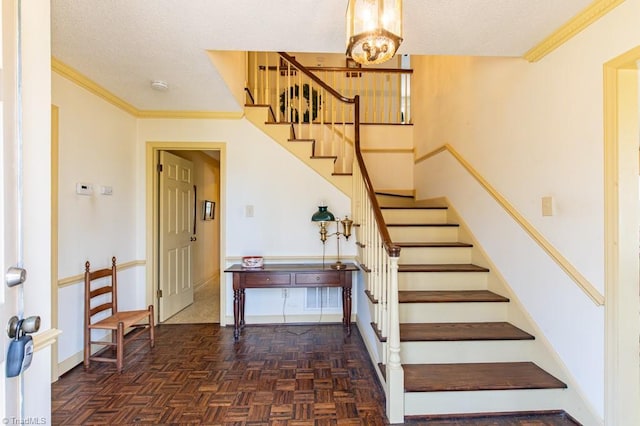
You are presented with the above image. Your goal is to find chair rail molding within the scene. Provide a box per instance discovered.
[57,259,146,288]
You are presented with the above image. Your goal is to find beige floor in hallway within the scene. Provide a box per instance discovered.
[162,277,220,324]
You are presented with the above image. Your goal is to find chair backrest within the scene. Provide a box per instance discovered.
[84,256,119,325]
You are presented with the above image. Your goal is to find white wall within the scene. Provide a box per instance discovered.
[53,72,140,364]
[136,118,355,322]
[54,68,358,364]
[412,0,640,417]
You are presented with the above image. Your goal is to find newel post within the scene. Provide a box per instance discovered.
[386,255,404,423]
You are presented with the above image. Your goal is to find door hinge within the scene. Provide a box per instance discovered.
[157,163,163,172]
[157,289,163,298]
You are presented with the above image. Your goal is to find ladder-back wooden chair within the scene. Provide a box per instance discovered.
[84,256,155,372]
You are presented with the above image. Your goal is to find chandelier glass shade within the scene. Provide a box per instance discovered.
[346,0,403,65]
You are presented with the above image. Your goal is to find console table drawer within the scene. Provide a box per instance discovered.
[295,272,340,285]
[244,273,291,286]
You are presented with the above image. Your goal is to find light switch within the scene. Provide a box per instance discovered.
[542,196,554,216]
[245,205,254,217]
[100,186,113,195]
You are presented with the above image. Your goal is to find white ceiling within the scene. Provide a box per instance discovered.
[51,0,593,112]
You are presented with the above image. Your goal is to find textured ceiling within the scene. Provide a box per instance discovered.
[51,0,593,113]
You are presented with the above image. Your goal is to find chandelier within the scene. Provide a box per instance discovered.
[346,0,403,65]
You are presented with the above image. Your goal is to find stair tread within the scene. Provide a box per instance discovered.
[396,242,472,248]
[400,322,533,341]
[403,362,567,392]
[399,264,490,273]
[399,290,508,303]
[381,206,448,210]
[388,223,459,227]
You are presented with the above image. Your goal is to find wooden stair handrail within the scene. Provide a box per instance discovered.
[278,52,354,104]
[277,52,400,258]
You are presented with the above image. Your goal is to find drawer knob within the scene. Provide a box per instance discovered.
[316,276,320,281]
[266,278,270,281]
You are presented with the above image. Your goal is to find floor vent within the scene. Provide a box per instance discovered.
[305,287,341,310]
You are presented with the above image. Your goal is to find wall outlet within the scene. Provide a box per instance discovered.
[282,289,288,298]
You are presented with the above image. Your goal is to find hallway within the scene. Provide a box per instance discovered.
[162,278,220,324]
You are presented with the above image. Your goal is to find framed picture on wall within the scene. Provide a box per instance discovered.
[202,200,215,220]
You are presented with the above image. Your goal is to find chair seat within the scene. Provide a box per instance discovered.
[89,310,151,330]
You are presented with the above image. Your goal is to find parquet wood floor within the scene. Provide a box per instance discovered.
[52,324,387,425]
[51,324,580,425]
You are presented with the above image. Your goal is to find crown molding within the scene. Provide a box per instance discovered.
[52,57,139,116]
[524,0,625,62]
[52,57,243,120]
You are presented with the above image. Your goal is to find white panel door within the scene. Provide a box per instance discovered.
[2,0,23,419]
[159,151,195,321]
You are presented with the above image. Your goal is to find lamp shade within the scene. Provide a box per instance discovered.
[346,0,403,65]
[311,205,335,222]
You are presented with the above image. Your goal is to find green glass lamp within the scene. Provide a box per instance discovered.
[311,204,352,269]
[311,205,335,244]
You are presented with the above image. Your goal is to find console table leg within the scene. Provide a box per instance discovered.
[344,287,352,335]
[240,289,246,327]
[233,289,240,340]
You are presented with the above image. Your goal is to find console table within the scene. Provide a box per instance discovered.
[224,263,358,340]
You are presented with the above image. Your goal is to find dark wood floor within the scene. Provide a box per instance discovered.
[52,323,580,425]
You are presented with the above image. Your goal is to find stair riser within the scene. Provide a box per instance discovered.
[399,247,472,264]
[404,388,569,416]
[382,209,448,225]
[389,226,459,242]
[399,303,507,323]
[398,272,488,291]
[400,340,536,364]
[264,123,293,142]
[376,195,420,207]
[244,105,272,123]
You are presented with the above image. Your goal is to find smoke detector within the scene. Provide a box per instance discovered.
[150,80,169,91]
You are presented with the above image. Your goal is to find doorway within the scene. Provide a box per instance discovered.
[145,142,226,326]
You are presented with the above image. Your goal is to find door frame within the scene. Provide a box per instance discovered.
[603,46,640,425]
[145,141,226,325]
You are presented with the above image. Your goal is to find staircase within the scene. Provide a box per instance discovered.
[365,193,585,422]
[244,103,352,196]
[242,53,592,424]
